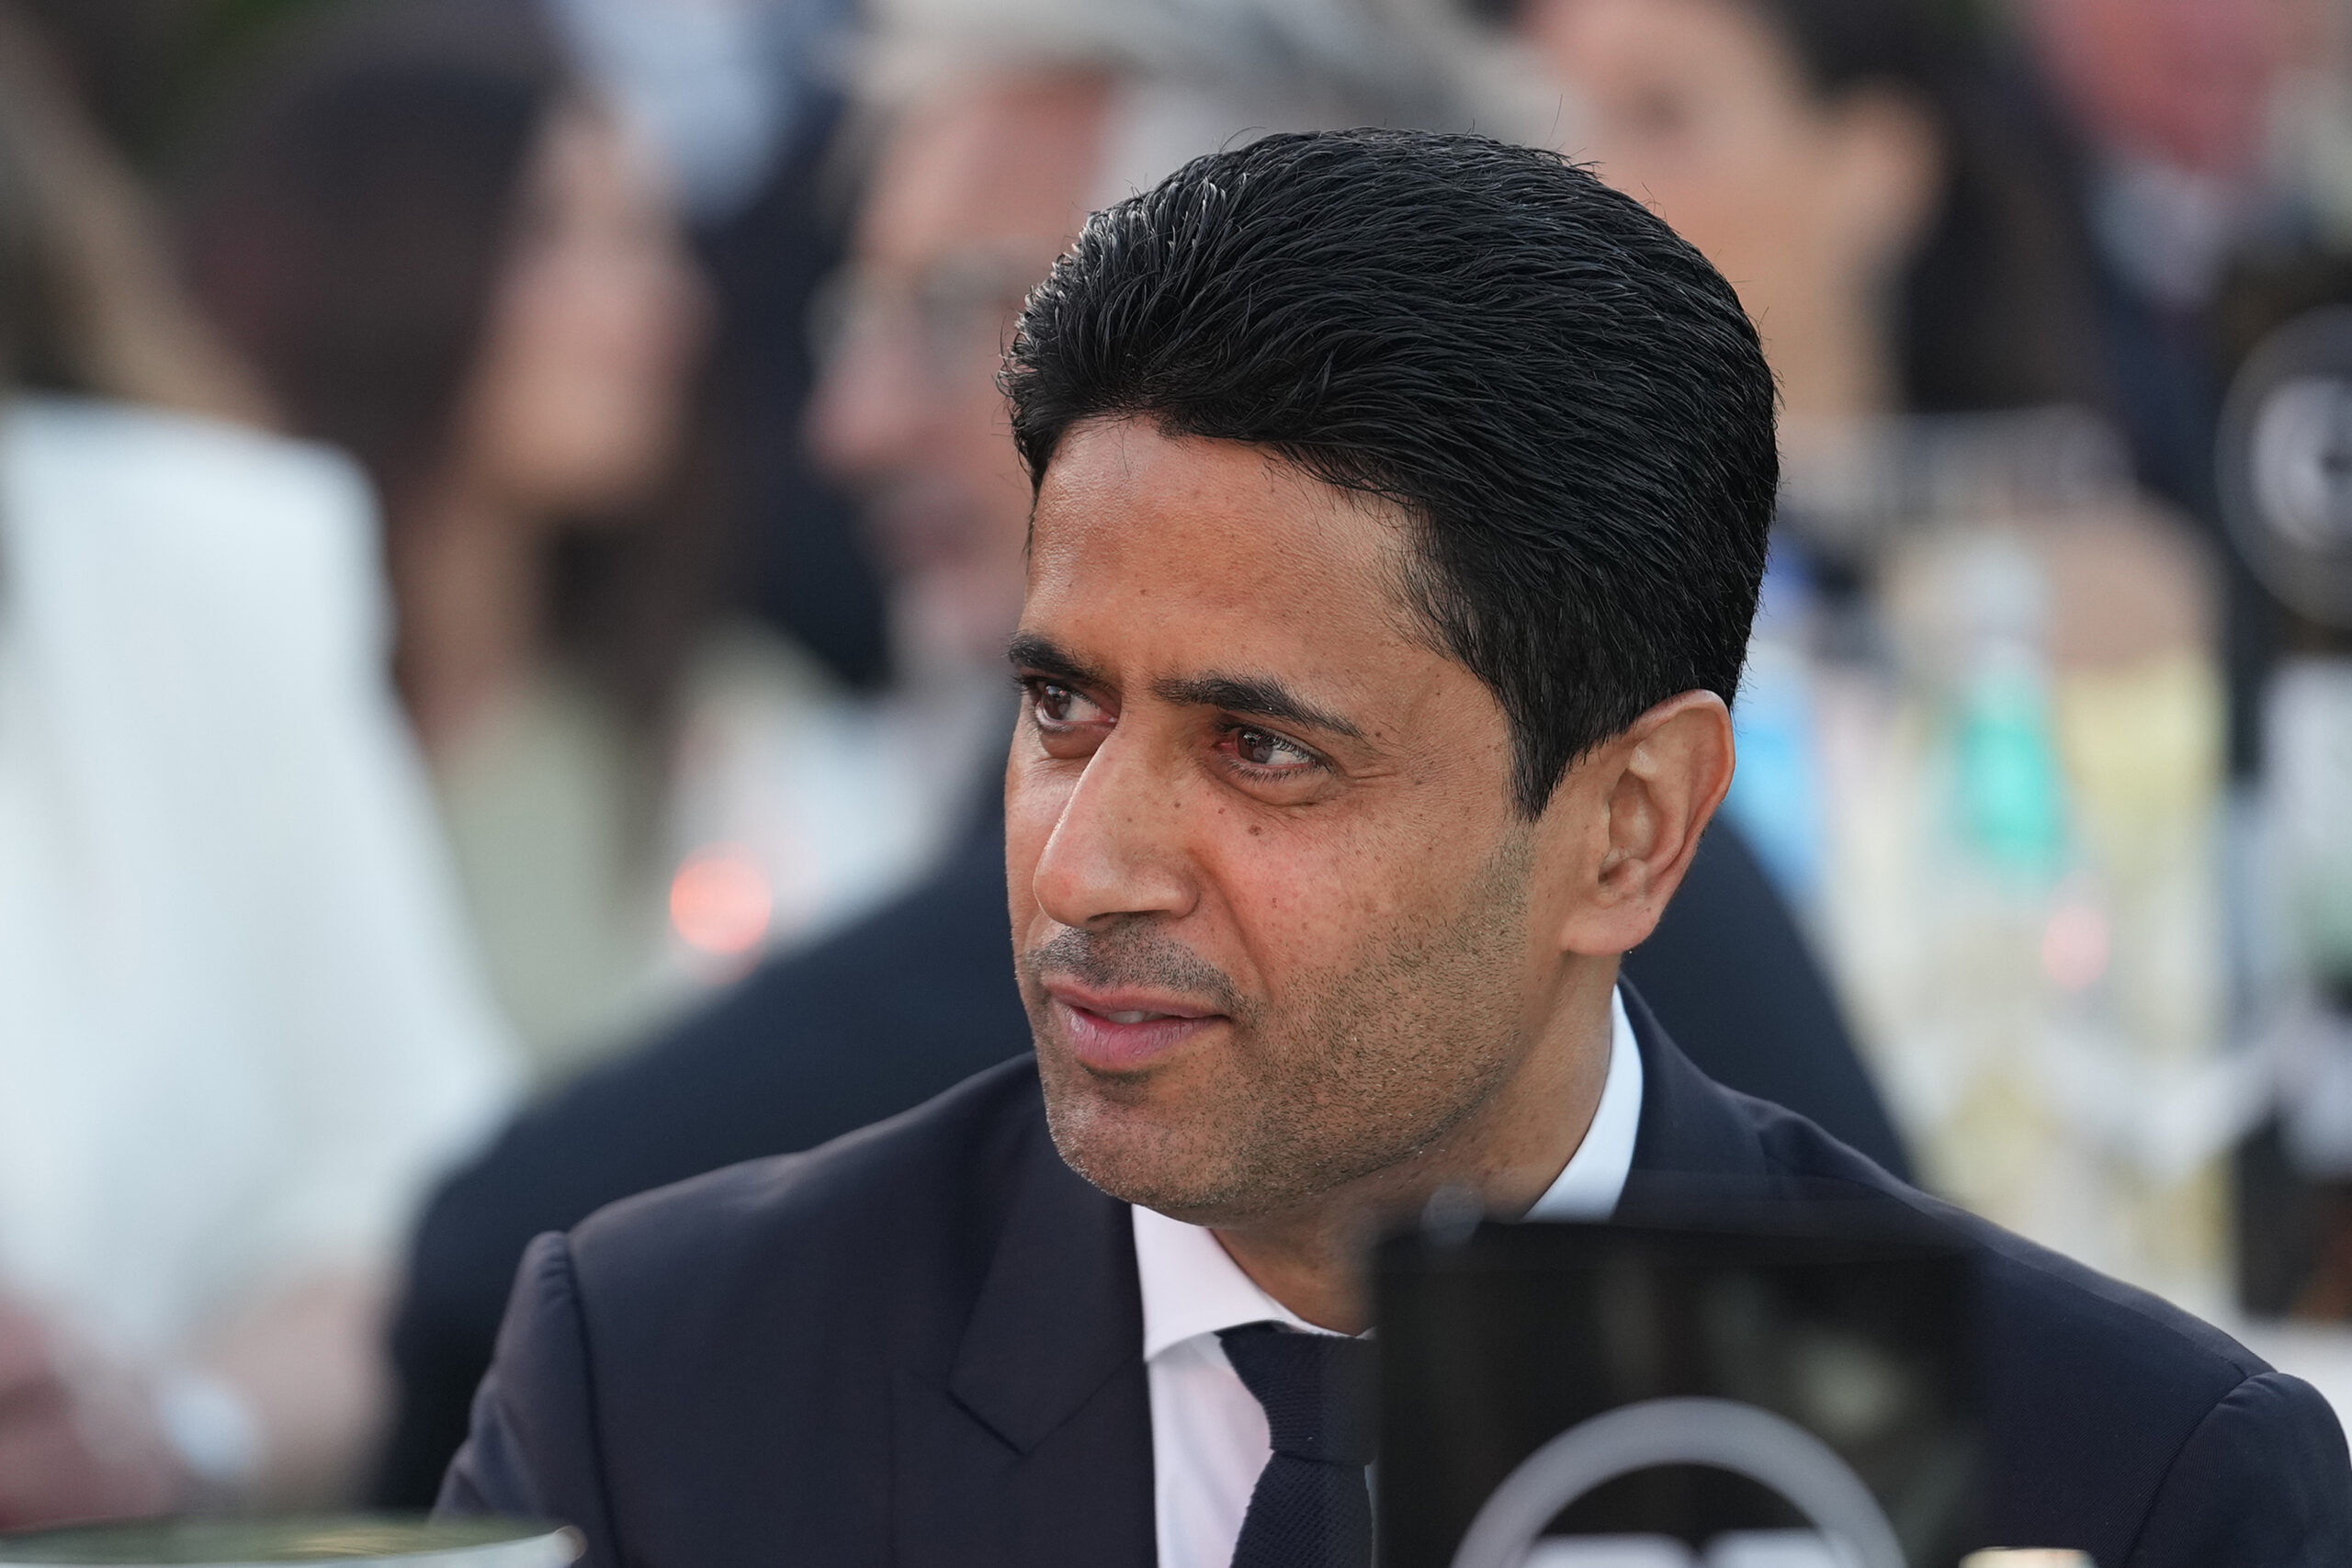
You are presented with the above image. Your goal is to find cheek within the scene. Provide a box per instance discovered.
[1204,803,1489,998]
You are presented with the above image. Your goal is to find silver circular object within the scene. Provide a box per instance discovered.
[2218,305,2352,629]
[0,1517,581,1568]
[1446,1396,1905,1568]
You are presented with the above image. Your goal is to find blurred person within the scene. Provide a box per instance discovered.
[2020,0,2301,492]
[180,0,954,1083]
[440,128,2352,1568]
[371,0,1913,1504]
[1508,0,2100,434]
[2007,0,2326,784]
[0,2,515,1525]
[545,0,900,698]
[1514,0,2247,1307]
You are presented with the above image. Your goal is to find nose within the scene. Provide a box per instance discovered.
[1027,727,1202,931]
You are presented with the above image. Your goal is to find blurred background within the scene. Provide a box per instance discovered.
[1,0,2349,1529]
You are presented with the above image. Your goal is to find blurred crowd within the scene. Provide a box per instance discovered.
[1,0,2349,1529]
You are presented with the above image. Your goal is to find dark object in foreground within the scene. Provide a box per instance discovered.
[1376,1219,1978,1568]
[376,816,1906,1505]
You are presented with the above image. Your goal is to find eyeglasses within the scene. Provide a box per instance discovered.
[807,252,1049,385]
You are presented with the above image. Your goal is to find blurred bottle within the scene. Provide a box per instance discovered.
[1879,525,2085,1280]
[2268,663,2352,1001]
[2265,660,2352,1190]
[1724,550,1828,914]
[1941,533,2066,883]
[1847,476,2232,1307]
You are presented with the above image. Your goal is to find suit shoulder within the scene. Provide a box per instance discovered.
[1739,1094,2267,1396]
[564,1055,1044,1295]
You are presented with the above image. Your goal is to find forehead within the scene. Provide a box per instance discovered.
[1024,421,1430,685]
[860,73,1111,270]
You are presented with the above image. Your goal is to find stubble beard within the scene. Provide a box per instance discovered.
[1025,835,1537,1227]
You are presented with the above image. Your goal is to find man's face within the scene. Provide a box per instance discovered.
[1007,420,1573,1227]
[808,75,1109,677]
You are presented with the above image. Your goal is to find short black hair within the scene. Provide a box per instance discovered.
[1003,128,1777,814]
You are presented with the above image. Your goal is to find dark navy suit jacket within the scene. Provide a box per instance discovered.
[440,996,2351,1567]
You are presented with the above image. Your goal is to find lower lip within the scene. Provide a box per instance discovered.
[1052,998,1223,1073]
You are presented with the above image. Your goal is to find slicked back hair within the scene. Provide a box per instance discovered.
[1002,129,1778,816]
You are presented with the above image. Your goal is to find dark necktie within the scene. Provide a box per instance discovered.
[1216,1322,1379,1568]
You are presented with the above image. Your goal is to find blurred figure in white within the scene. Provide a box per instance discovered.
[0,2,516,1527]
[1510,0,2242,1306]
[183,0,953,1083]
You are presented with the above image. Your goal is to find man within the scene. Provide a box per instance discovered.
[373,0,1905,1506]
[797,10,1893,1154]
[442,130,2351,1565]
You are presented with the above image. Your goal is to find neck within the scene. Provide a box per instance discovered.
[396,477,548,757]
[1209,962,1619,1333]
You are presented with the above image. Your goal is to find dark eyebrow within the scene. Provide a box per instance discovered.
[1005,631,1111,692]
[1153,671,1367,741]
[1010,632,1367,742]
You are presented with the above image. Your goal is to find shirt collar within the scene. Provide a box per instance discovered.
[1132,987,1645,1361]
[1525,986,1643,1221]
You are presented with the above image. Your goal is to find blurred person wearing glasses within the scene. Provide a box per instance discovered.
[373,0,1916,1505]
[0,3,516,1528]
[180,0,956,1087]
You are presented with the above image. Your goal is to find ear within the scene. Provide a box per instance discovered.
[1539,690,1736,956]
[1821,85,1944,283]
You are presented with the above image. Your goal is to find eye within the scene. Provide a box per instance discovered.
[1227,725,1319,773]
[1025,679,1107,728]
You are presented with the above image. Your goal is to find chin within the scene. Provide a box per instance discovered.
[1037,1067,1252,1221]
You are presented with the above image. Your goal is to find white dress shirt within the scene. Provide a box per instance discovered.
[1133,987,1646,1568]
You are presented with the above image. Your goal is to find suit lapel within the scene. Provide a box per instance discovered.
[892,1094,1156,1568]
